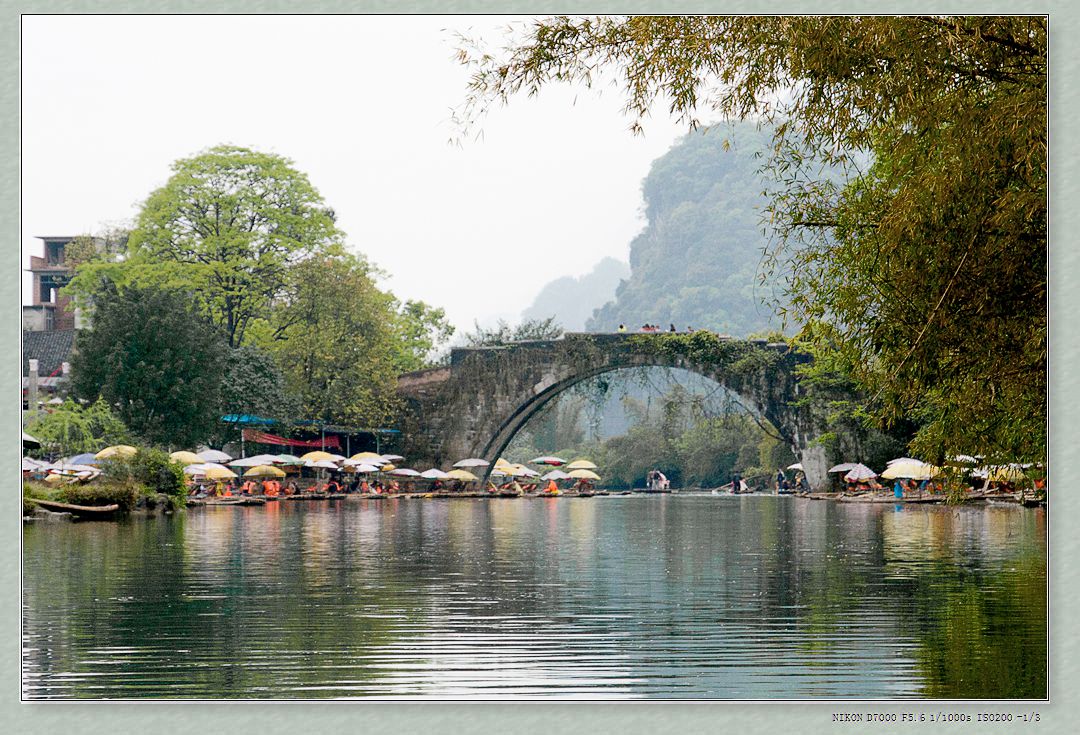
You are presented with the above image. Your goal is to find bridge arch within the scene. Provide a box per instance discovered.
[397,333,828,489]
[478,359,790,483]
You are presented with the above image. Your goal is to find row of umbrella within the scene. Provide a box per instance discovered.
[826,457,1030,483]
[172,450,409,481]
[451,456,601,482]
[26,444,604,484]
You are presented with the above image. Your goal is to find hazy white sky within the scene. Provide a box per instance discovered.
[21,14,689,334]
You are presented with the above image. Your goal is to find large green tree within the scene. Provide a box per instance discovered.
[455,16,1046,465]
[263,253,402,428]
[213,346,299,448]
[68,283,228,448]
[69,145,344,348]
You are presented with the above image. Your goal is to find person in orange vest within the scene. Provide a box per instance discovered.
[545,480,558,494]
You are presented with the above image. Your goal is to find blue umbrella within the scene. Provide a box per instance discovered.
[64,452,100,466]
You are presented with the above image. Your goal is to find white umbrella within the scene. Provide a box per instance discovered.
[541,470,571,480]
[828,462,859,473]
[183,464,209,475]
[197,449,232,463]
[886,457,925,466]
[843,464,877,481]
[230,454,281,467]
[529,456,567,466]
[389,468,421,477]
[420,468,451,480]
[787,462,804,470]
[341,459,381,471]
[48,463,101,476]
[307,459,339,469]
[454,458,489,468]
[22,431,42,448]
[380,454,404,462]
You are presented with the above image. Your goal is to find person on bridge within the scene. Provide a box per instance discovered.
[618,324,626,332]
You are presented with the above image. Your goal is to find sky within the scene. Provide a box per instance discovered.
[20,14,690,336]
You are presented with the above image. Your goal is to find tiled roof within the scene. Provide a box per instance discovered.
[22,330,77,378]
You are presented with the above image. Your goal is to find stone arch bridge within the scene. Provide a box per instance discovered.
[396,333,829,489]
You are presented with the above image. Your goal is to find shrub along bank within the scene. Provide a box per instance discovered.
[24,447,188,518]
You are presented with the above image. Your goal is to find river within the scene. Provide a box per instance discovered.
[21,494,1046,699]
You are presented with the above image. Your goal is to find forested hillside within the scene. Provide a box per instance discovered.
[587,123,785,335]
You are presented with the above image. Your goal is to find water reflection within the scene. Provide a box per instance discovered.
[23,496,1046,699]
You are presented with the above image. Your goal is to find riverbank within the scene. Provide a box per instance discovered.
[794,488,1046,507]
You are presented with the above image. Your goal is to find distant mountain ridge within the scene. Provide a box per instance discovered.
[520,256,630,332]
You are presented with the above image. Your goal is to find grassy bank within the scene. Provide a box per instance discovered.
[24,481,145,516]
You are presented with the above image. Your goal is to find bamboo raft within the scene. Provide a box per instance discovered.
[29,498,121,517]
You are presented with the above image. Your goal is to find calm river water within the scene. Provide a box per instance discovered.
[22,494,1046,699]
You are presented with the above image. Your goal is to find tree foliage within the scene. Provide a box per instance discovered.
[213,346,299,447]
[456,16,1046,464]
[69,145,344,348]
[263,253,402,428]
[25,397,130,459]
[394,300,455,372]
[455,316,564,348]
[68,282,228,448]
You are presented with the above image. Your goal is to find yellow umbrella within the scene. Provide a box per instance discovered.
[350,451,383,461]
[446,469,478,481]
[95,445,137,460]
[381,464,396,471]
[44,473,69,484]
[494,458,513,468]
[204,466,238,480]
[301,450,337,461]
[568,468,601,481]
[989,465,1027,482]
[169,450,203,465]
[243,465,286,478]
[566,459,597,470]
[881,461,941,480]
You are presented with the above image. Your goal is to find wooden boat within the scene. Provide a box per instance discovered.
[205,496,266,506]
[836,494,944,504]
[29,498,120,518]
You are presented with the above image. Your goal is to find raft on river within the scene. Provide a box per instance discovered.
[28,498,121,518]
